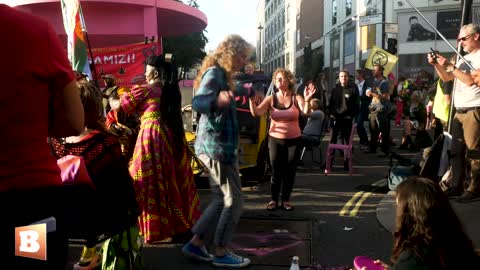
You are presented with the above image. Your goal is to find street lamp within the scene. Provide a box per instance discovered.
[258,24,264,72]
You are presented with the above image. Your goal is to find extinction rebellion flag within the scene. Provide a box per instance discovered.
[365,46,398,77]
[60,0,91,78]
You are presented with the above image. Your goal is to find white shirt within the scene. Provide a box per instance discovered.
[454,50,480,108]
[357,80,365,96]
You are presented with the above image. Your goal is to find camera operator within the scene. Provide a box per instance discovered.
[427,23,480,203]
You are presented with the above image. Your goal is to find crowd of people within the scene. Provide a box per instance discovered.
[2,2,480,268]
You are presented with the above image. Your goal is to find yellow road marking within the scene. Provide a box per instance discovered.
[339,191,364,216]
[349,192,372,217]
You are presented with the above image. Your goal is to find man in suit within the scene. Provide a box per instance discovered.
[355,69,371,146]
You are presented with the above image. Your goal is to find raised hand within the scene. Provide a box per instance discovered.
[218,90,233,107]
[304,83,317,101]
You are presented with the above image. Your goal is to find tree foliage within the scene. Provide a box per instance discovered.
[162,0,207,78]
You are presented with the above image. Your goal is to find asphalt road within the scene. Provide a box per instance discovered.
[67,125,405,269]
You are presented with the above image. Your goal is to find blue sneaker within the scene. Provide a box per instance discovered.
[182,242,213,262]
[212,251,251,268]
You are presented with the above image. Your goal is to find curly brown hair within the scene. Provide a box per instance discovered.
[194,34,252,91]
[272,68,296,92]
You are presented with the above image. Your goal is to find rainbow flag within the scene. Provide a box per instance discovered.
[61,0,91,78]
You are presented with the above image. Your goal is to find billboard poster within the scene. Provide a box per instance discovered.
[398,12,437,42]
[437,10,462,39]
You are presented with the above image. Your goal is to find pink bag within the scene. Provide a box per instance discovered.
[57,155,94,187]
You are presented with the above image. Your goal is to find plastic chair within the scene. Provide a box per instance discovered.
[324,123,357,176]
[299,134,324,165]
[299,119,328,165]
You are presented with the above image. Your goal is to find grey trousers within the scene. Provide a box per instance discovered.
[191,154,244,247]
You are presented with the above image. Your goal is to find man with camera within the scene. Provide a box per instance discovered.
[428,23,480,203]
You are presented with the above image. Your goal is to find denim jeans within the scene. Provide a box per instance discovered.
[191,154,244,247]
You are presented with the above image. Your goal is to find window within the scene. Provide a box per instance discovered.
[286,52,290,66]
[296,29,300,45]
[344,29,355,56]
[332,0,337,25]
[346,0,352,16]
[286,4,290,23]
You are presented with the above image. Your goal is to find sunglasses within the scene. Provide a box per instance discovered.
[457,33,476,42]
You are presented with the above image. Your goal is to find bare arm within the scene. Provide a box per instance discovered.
[296,94,311,115]
[433,53,475,85]
[63,81,85,133]
[428,52,455,82]
[249,95,272,116]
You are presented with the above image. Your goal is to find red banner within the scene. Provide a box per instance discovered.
[90,41,162,87]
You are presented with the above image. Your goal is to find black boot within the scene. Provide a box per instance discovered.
[398,135,412,150]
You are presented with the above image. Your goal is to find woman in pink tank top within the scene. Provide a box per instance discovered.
[249,68,316,211]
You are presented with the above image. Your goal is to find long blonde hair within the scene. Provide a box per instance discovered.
[194,34,252,91]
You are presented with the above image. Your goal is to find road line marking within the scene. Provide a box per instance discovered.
[339,191,364,216]
[349,192,373,217]
[371,179,387,187]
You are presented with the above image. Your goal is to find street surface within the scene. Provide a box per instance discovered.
[67,87,480,269]
[68,124,403,269]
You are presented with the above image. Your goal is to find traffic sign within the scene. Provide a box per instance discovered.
[359,14,383,27]
[385,23,399,33]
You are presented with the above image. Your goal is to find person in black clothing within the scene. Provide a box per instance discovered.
[328,70,359,169]
[355,69,372,146]
[398,91,428,151]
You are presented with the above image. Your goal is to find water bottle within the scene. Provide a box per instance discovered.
[289,256,300,270]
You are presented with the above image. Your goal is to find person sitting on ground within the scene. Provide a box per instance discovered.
[398,91,427,150]
[363,177,479,270]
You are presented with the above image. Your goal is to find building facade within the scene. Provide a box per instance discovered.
[258,0,287,75]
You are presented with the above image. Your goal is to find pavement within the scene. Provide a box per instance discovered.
[65,124,480,269]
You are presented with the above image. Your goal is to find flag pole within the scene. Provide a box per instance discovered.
[79,7,98,85]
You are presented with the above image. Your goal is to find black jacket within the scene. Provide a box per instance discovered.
[358,80,372,119]
[328,82,359,118]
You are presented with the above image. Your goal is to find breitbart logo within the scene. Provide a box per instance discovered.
[15,223,47,260]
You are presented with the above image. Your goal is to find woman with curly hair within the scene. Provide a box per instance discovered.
[366,177,479,270]
[119,55,201,244]
[181,34,253,268]
[249,68,316,211]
